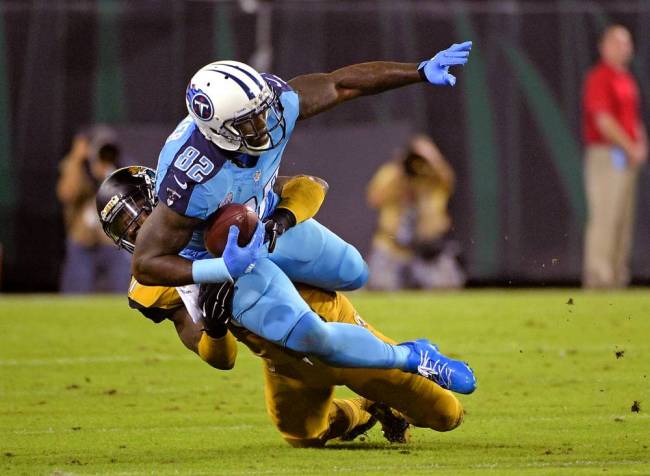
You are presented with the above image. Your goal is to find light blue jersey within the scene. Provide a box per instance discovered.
[155,73,299,253]
[153,70,368,345]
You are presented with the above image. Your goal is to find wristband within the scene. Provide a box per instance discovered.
[191,258,233,284]
[273,207,297,229]
[202,324,228,339]
[417,61,428,82]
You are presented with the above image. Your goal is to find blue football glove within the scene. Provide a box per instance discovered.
[222,222,265,279]
[418,41,472,87]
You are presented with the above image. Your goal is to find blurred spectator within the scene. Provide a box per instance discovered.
[366,134,465,290]
[582,25,647,289]
[57,126,131,293]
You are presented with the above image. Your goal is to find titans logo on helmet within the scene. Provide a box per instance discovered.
[186,85,214,121]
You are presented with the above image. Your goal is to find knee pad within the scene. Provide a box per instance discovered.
[337,246,369,291]
[428,396,464,432]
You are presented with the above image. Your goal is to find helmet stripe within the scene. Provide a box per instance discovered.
[208,66,255,100]
[216,63,264,90]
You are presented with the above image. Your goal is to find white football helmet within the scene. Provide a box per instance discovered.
[185,60,286,156]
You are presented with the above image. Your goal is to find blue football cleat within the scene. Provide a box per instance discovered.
[400,339,476,394]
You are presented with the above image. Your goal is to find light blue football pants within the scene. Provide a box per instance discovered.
[229,219,409,369]
[268,218,368,291]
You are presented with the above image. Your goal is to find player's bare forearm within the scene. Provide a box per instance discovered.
[132,204,200,286]
[170,308,237,370]
[289,62,421,120]
[170,308,202,353]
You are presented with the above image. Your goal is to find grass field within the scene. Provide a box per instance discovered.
[1,290,649,475]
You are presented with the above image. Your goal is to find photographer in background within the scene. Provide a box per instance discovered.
[366,134,465,290]
[56,126,130,293]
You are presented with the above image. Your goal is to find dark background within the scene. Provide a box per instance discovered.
[1,0,650,291]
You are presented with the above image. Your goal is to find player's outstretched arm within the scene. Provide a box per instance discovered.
[289,41,472,120]
[132,204,201,286]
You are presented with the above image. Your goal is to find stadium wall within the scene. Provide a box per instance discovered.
[1,0,649,291]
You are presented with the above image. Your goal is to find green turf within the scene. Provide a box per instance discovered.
[1,290,649,475]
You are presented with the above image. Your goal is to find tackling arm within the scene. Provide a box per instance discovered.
[273,175,329,195]
[265,175,329,252]
[274,175,329,222]
[169,307,238,370]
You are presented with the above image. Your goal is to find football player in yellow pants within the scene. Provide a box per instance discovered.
[98,166,465,447]
[127,278,463,447]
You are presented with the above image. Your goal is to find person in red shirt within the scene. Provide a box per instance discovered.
[582,24,647,288]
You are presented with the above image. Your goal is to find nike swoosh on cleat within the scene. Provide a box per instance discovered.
[173,175,188,189]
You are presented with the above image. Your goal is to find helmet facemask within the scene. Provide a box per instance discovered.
[103,194,152,253]
[230,88,286,155]
[97,166,157,254]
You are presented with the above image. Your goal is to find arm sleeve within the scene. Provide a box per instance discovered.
[276,176,326,223]
[198,331,238,370]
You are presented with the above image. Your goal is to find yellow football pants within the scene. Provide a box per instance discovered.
[259,286,464,447]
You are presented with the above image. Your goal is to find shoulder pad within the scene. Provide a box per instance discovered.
[157,128,228,216]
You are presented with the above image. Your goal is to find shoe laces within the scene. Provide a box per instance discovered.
[418,350,453,388]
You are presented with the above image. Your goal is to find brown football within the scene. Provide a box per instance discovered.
[204,203,259,257]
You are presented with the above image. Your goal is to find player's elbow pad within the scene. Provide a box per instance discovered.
[277,176,326,224]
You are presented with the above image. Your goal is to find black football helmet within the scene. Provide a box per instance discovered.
[96,166,157,253]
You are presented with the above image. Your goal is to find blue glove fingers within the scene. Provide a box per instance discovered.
[447,41,473,51]
[439,55,468,66]
[226,225,241,247]
[222,224,265,279]
[444,51,470,58]
[445,73,457,86]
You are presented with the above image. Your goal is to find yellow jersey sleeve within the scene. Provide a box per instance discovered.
[127,277,184,323]
[277,175,326,224]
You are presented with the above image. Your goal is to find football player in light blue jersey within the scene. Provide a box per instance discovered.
[133,43,477,394]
